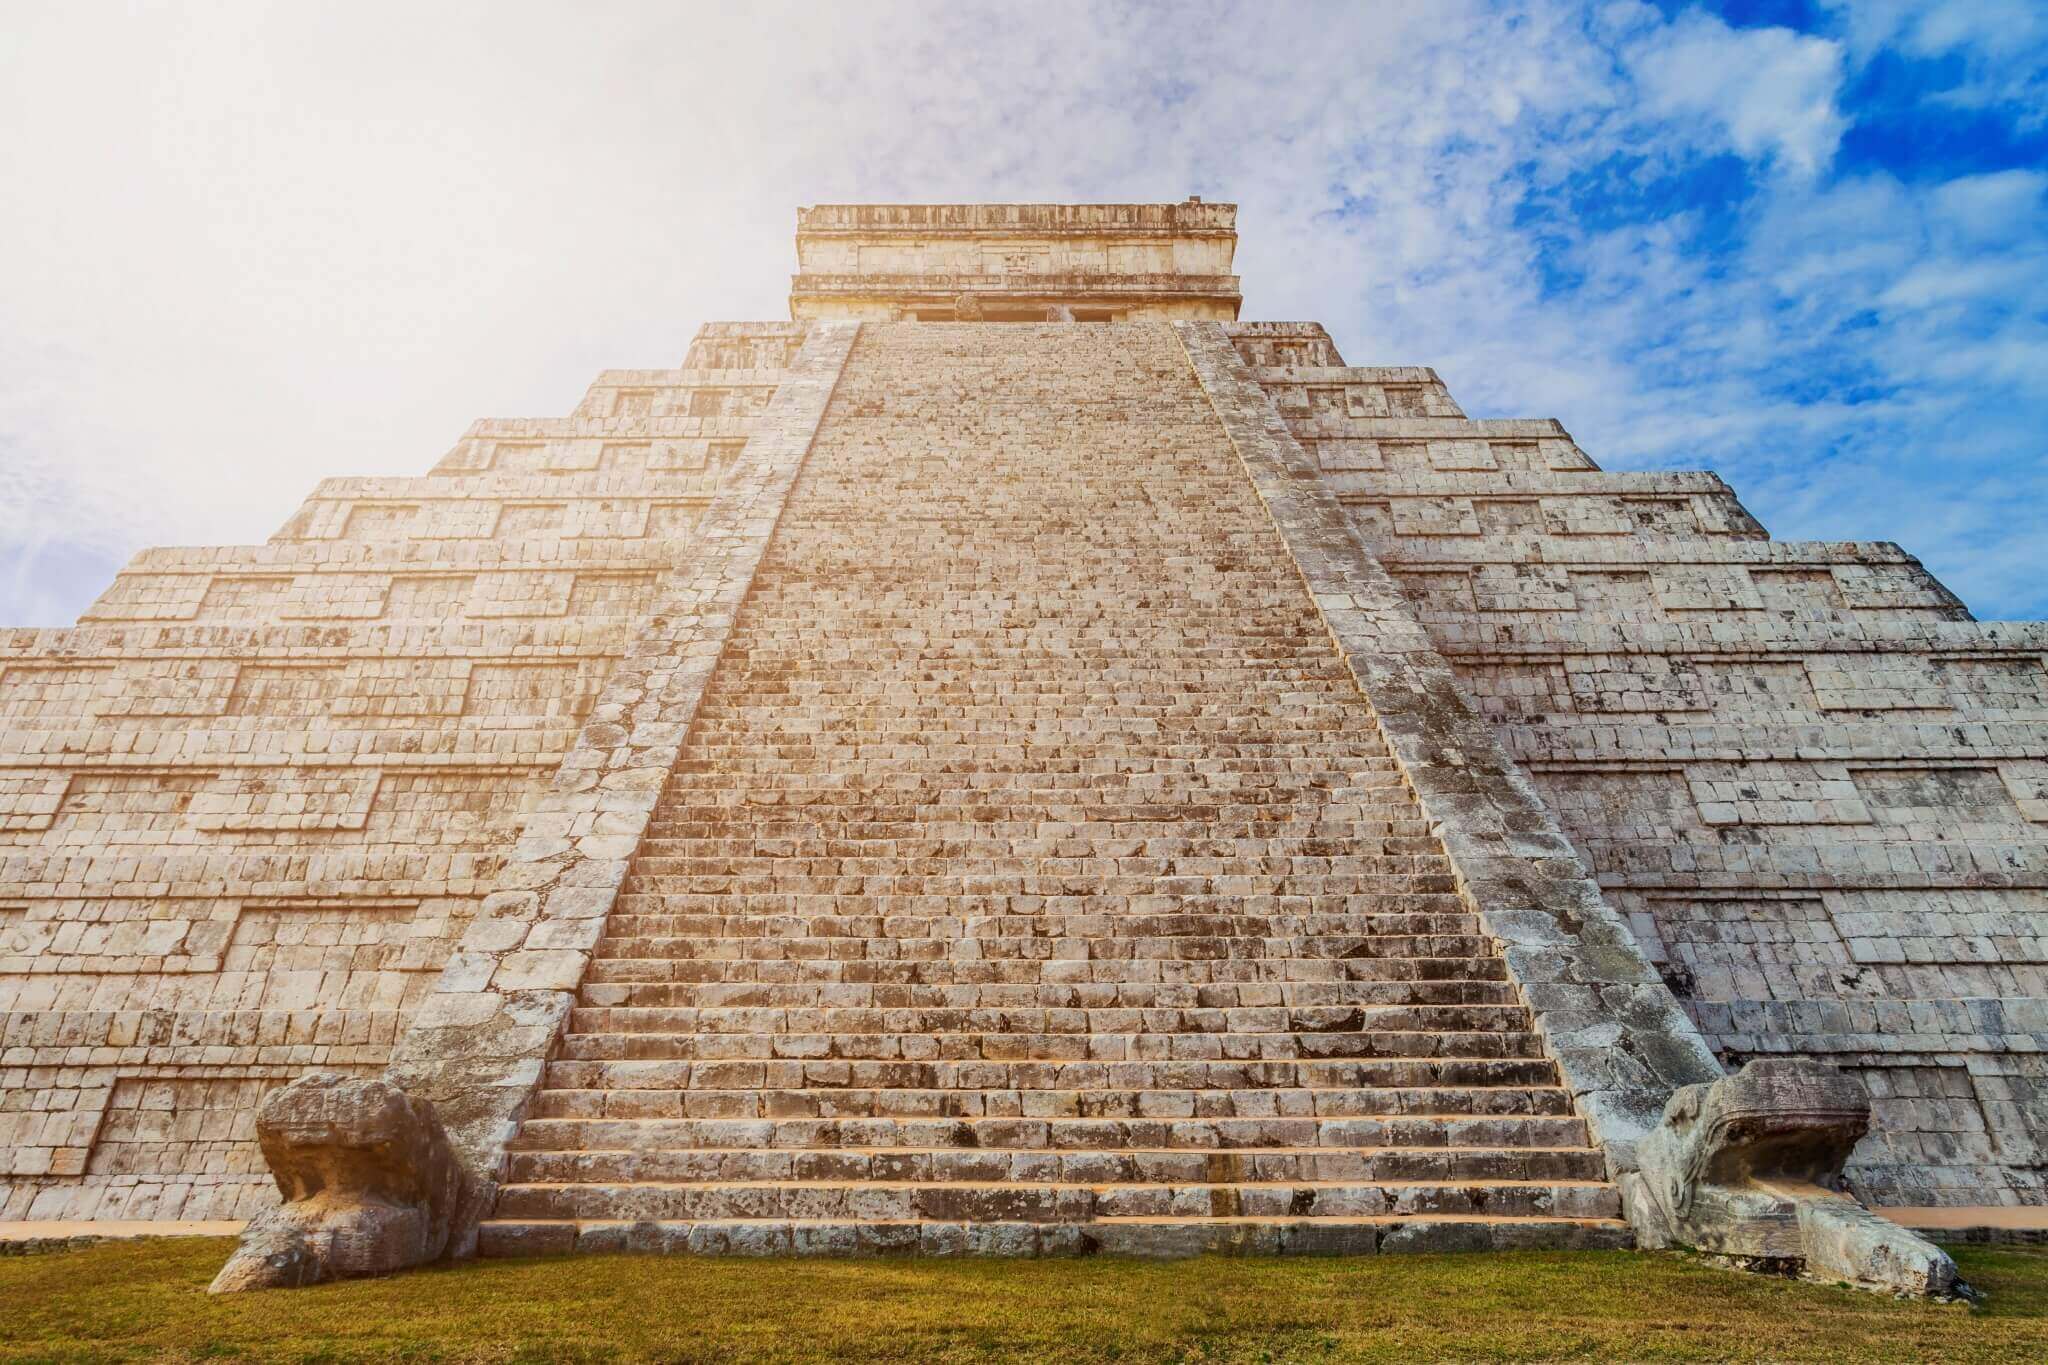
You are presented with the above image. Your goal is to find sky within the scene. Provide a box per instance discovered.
[1,0,2044,623]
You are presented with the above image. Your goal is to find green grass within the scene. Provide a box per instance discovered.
[1,1238,2044,1363]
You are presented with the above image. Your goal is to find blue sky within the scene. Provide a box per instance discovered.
[2,0,2044,621]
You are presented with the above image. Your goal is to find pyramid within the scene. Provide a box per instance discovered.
[1,203,2040,1257]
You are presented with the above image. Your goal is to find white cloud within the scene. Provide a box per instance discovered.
[1622,10,1847,176]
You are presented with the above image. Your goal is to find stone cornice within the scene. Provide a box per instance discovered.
[796,201,1236,235]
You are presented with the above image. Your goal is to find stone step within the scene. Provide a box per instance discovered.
[627,836,1441,855]
[692,668,1377,683]
[560,955,1511,986]
[672,713,1399,725]
[492,1178,1622,1224]
[573,980,1521,1009]
[502,1143,1609,1187]
[661,756,1413,770]
[526,1084,1576,1121]
[656,755,1407,773]
[648,770,1419,783]
[563,1003,1529,1032]
[539,1056,1558,1092]
[654,784,1405,808]
[475,1215,1634,1259]
[584,940,1495,973]
[675,716,1394,727]
[623,853,1453,873]
[644,805,1425,821]
[666,743,1400,757]
[630,821,1433,836]
[693,677,1379,691]
[553,1029,1549,1062]
[709,609,1345,622]
[686,671,1395,686]
[602,895,1476,919]
[644,801,1426,818]
[655,759,1417,775]
[644,797,1423,811]
[683,715,1391,730]
[683,712,1393,728]
[596,910,1480,937]
[506,1113,1594,1154]
[649,775,1420,794]
[630,834,1450,854]
[680,729,1386,739]
[611,881,1459,899]
[704,626,1359,634]
[593,912,1480,937]
[587,933,1489,960]
[617,870,1456,891]
[605,891,1464,911]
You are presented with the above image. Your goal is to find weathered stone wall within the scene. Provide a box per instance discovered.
[1232,321,2048,1209]
[0,323,815,1222]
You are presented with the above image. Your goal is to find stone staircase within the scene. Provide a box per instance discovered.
[477,322,1629,1256]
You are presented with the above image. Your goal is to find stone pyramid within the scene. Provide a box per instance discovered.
[1,203,2040,1260]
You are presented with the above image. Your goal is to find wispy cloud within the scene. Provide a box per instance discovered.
[1,0,2042,620]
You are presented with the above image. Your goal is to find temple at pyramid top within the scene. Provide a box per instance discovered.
[789,199,1241,321]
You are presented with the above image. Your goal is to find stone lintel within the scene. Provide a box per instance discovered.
[796,201,1238,235]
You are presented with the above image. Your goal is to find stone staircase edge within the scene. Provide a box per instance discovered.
[366,319,863,1254]
[1170,319,1723,1180]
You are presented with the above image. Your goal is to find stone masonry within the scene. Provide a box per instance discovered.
[1,202,2040,1253]
[0,321,817,1222]
[1222,322,2048,1211]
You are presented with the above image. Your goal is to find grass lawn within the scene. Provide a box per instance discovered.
[1,1237,2044,1363]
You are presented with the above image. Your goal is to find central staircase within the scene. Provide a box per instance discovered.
[478,322,1628,1256]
